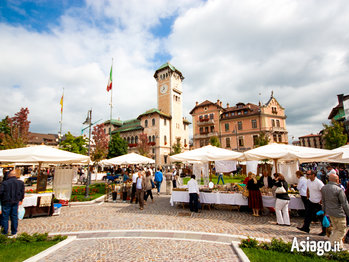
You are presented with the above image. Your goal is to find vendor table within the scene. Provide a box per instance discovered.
[170,191,304,210]
[22,193,54,218]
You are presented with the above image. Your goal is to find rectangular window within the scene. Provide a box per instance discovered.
[210,126,214,132]
[253,135,258,146]
[278,134,282,143]
[238,121,242,130]
[210,113,214,119]
[238,136,244,147]
[200,127,203,133]
[205,127,209,133]
[276,120,280,127]
[226,137,230,148]
[164,119,167,126]
[200,140,204,147]
[225,123,229,131]
[272,119,275,127]
[251,119,257,129]
[205,114,208,119]
[273,134,277,142]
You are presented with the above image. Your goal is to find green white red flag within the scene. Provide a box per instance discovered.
[107,64,112,92]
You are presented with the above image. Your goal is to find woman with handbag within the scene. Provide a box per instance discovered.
[247,173,263,217]
[274,173,291,226]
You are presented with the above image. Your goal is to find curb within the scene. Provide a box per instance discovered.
[231,241,250,262]
[69,194,105,205]
[23,236,76,262]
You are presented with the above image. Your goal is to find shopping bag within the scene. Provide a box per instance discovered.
[18,205,25,220]
[322,216,330,228]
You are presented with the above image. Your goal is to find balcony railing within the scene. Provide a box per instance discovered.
[197,118,214,125]
[194,131,219,139]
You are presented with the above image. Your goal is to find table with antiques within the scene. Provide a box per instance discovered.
[22,192,54,218]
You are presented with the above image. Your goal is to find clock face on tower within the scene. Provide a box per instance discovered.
[160,84,168,94]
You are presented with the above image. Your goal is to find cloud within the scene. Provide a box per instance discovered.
[0,0,348,144]
[168,0,349,140]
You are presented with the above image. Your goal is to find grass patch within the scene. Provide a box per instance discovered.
[182,175,245,185]
[242,248,331,262]
[70,183,106,201]
[0,233,66,262]
[70,193,104,202]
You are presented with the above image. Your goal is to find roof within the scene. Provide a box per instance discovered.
[183,119,191,125]
[104,119,123,126]
[137,108,171,119]
[299,134,322,138]
[264,92,285,110]
[189,100,223,114]
[112,119,143,133]
[28,132,59,146]
[221,103,260,119]
[153,62,184,80]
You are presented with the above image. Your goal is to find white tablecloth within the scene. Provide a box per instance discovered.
[91,173,106,180]
[170,191,304,210]
[22,193,53,207]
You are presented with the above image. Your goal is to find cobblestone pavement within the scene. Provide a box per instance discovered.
[19,194,338,261]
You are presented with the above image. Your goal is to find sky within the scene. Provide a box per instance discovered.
[0,0,348,143]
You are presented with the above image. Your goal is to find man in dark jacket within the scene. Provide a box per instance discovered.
[0,169,25,236]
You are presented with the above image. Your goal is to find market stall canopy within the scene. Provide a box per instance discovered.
[169,145,243,162]
[103,153,155,165]
[0,145,90,164]
[242,143,343,163]
[328,144,349,163]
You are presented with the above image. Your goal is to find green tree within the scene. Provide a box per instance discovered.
[322,120,347,149]
[254,131,270,147]
[209,136,220,147]
[107,132,128,158]
[60,132,88,155]
[170,137,182,155]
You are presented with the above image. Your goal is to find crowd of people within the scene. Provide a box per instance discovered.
[243,164,349,249]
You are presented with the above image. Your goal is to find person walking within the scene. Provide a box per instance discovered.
[154,167,163,195]
[247,173,263,217]
[187,175,200,213]
[321,173,349,249]
[144,171,154,203]
[130,169,139,204]
[0,169,25,237]
[135,171,146,210]
[297,170,326,235]
[274,173,290,226]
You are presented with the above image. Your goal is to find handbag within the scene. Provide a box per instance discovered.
[275,186,286,194]
[18,205,25,220]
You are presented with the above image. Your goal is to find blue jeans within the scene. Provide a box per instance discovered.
[155,181,162,193]
[217,175,225,185]
[1,203,19,235]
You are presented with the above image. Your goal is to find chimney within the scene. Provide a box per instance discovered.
[337,94,344,103]
[226,103,229,108]
[220,101,222,107]
[216,99,220,104]
[196,101,199,106]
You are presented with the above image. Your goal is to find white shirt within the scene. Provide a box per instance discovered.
[132,173,138,183]
[263,176,269,188]
[136,177,142,189]
[297,176,307,197]
[187,178,199,194]
[307,178,324,203]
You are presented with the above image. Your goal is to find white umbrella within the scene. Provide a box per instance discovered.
[242,143,343,163]
[0,145,90,164]
[329,144,349,163]
[103,153,155,165]
[169,145,243,162]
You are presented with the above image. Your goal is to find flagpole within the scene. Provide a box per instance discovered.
[109,58,113,139]
[59,88,64,143]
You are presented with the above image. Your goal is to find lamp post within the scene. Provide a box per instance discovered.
[83,109,92,198]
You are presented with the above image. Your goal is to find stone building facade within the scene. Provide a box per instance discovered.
[190,93,288,151]
[104,63,190,166]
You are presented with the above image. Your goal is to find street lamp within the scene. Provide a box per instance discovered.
[83,109,92,198]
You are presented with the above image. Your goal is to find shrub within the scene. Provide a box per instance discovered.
[240,237,259,248]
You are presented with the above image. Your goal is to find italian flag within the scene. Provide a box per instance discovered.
[106,64,112,92]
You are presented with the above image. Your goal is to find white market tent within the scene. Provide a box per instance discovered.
[329,144,349,163]
[169,145,243,162]
[0,145,90,164]
[102,152,155,165]
[242,143,343,163]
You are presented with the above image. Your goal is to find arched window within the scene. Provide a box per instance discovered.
[152,135,155,142]
[149,136,151,142]
[127,137,130,143]
[152,118,155,126]
[135,136,138,144]
[164,135,167,144]
[145,120,148,127]
[131,136,134,144]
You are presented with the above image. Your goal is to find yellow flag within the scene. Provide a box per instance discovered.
[60,95,63,113]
